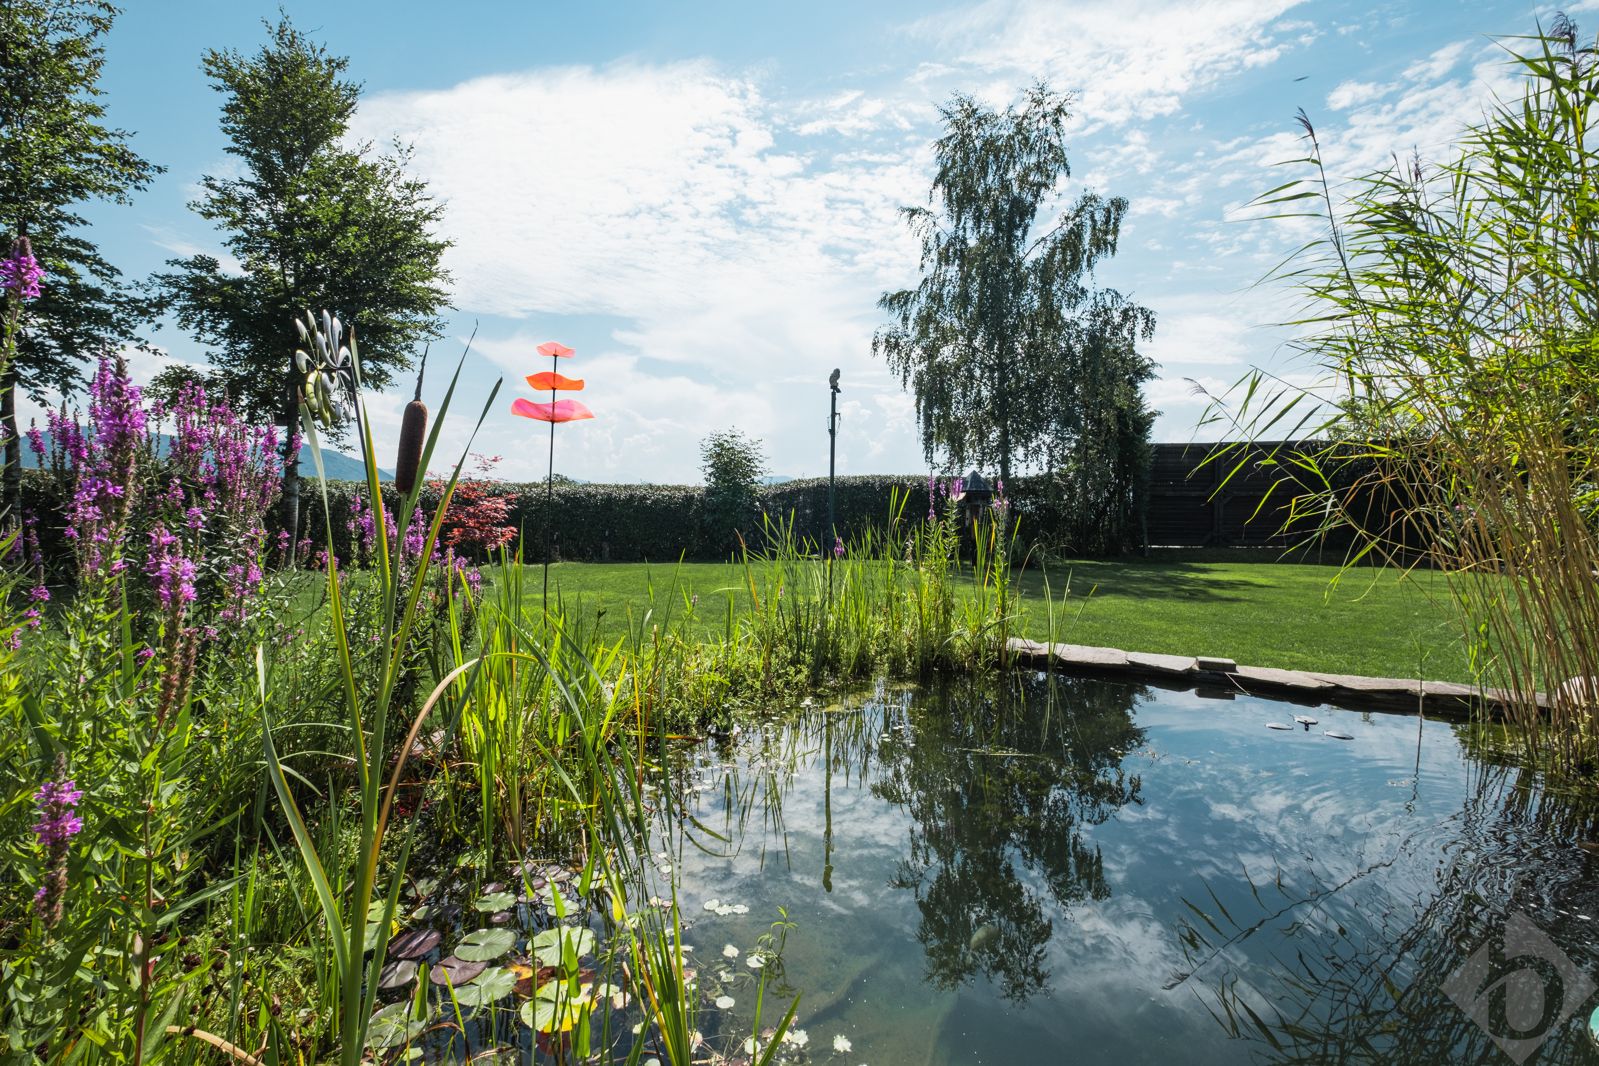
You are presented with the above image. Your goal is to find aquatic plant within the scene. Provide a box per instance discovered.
[1203,24,1599,774]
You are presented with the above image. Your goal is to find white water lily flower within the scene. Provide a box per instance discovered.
[746,955,765,969]
[715,995,735,1009]
[834,1035,853,1053]
[783,1028,808,1048]
[723,944,740,958]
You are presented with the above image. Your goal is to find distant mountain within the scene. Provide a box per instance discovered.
[21,431,389,482]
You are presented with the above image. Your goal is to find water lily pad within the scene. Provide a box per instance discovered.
[722,944,740,959]
[519,983,589,1032]
[715,995,735,1009]
[475,891,516,912]
[1324,730,1355,740]
[431,956,489,985]
[366,1001,422,1049]
[1265,722,1293,731]
[455,927,517,962]
[531,926,595,966]
[378,958,419,989]
[388,928,442,960]
[490,910,514,924]
[703,899,722,912]
[451,965,518,1008]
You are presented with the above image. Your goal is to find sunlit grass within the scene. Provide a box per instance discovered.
[507,553,1472,682]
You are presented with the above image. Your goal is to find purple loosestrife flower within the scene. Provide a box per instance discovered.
[25,423,44,462]
[1,236,43,301]
[834,536,845,559]
[32,754,82,927]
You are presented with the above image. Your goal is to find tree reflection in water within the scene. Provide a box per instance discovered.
[1172,746,1599,1064]
[871,672,1148,1001]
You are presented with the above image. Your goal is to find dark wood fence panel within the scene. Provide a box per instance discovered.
[1143,441,1367,550]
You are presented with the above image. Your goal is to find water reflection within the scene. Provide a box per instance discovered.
[871,673,1146,1001]
[672,677,1599,1065]
[1173,755,1599,1063]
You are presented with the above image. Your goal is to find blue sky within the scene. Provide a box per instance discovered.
[54,0,1581,482]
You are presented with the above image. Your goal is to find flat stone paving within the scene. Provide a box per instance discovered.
[1005,637,1551,719]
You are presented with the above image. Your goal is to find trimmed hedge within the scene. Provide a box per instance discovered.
[20,469,1129,565]
[296,474,1046,564]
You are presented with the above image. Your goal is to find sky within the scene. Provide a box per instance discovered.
[45,0,1587,483]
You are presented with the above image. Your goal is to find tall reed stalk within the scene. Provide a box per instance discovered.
[1205,24,1599,775]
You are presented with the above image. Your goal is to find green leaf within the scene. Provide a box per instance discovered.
[454,927,516,962]
[451,965,518,1008]
[474,891,516,912]
[531,925,595,967]
[366,1001,423,1049]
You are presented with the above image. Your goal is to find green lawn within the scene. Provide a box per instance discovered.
[526,553,1476,683]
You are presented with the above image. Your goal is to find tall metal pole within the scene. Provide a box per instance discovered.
[828,369,841,542]
[543,349,557,614]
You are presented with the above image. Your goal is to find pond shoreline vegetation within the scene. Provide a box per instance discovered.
[4,10,1599,1066]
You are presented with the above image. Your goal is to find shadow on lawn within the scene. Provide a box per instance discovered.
[1018,562,1258,606]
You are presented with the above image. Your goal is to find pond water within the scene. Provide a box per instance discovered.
[660,672,1599,1065]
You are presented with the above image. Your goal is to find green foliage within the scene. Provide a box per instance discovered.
[0,0,160,399]
[700,428,767,555]
[152,17,451,535]
[875,82,1156,508]
[1205,22,1599,773]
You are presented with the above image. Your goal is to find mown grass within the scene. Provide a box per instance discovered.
[523,551,1473,683]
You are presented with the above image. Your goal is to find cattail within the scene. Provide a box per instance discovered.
[394,347,428,493]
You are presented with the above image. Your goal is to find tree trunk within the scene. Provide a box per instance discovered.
[2,364,20,524]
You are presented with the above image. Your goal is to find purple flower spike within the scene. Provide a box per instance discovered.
[833,536,845,559]
[1,236,44,301]
[32,754,81,927]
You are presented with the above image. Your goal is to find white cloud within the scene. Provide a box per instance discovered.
[904,0,1309,126]
[348,60,934,482]
[1325,79,1392,111]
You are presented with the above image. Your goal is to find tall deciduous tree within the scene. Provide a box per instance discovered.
[875,85,1155,518]
[155,18,450,538]
[0,0,160,512]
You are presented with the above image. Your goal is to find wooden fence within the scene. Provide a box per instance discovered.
[1143,441,1370,551]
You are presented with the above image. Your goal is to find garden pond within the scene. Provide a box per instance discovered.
[384,671,1599,1064]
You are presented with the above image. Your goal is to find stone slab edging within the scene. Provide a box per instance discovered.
[1004,637,1549,720]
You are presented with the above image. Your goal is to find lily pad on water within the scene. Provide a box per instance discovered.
[519,983,589,1033]
[378,958,420,989]
[366,1001,423,1049]
[475,891,517,912]
[1264,722,1293,731]
[1324,730,1355,740]
[430,955,489,986]
[455,927,517,962]
[388,928,442,960]
[451,965,518,1008]
[531,926,595,967]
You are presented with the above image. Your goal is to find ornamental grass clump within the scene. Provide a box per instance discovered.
[1206,22,1599,776]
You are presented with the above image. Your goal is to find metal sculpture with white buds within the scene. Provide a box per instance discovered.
[294,309,358,428]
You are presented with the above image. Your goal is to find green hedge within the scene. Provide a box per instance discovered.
[22,469,1131,566]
